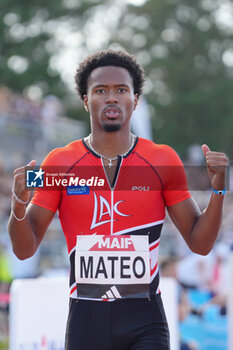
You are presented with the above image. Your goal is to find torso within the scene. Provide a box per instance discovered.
[31,137,191,300]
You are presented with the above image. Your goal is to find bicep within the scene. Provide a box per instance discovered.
[167,197,201,246]
[27,203,55,246]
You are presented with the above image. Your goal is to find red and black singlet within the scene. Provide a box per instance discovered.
[31,137,191,299]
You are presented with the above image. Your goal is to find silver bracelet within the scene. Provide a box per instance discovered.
[12,188,29,205]
[11,208,27,221]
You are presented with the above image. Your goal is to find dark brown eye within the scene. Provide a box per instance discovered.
[118,88,126,93]
[96,89,105,94]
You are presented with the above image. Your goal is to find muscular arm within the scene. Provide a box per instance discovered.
[167,194,224,255]
[167,144,227,256]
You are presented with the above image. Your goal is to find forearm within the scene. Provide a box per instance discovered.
[8,159,54,259]
[8,200,38,260]
[189,193,224,255]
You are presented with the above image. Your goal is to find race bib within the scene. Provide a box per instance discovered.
[75,235,150,299]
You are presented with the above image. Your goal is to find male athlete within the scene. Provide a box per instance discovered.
[8,50,228,350]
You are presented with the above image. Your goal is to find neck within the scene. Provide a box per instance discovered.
[90,129,133,158]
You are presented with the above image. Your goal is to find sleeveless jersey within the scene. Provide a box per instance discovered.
[31,137,191,299]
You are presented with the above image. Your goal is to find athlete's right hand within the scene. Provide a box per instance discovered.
[13,160,36,204]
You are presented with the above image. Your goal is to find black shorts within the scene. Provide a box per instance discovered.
[65,294,170,350]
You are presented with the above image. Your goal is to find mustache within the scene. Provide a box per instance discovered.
[103,104,121,112]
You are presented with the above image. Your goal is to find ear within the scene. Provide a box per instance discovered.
[83,95,89,112]
[133,94,139,111]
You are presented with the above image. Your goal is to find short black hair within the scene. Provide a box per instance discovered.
[75,49,145,100]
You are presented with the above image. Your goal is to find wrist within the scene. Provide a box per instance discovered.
[211,174,225,191]
[12,198,27,210]
[12,188,29,205]
[212,187,226,195]
[11,201,27,222]
[11,206,27,222]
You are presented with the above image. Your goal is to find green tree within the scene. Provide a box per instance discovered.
[0,0,125,125]
[0,0,110,99]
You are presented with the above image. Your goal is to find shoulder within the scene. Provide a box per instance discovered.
[41,139,87,166]
[135,137,183,166]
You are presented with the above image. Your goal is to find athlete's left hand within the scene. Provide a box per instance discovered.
[202,144,228,190]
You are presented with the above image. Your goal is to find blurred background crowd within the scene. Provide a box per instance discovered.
[1,0,233,349]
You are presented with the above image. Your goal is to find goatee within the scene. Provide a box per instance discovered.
[102,124,121,132]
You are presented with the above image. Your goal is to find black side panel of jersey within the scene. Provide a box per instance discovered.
[69,251,75,288]
[121,223,163,244]
[149,270,160,295]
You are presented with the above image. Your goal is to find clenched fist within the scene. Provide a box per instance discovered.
[202,144,228,191]
[13,160,36,204]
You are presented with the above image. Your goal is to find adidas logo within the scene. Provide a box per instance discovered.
[101,286,122,299]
